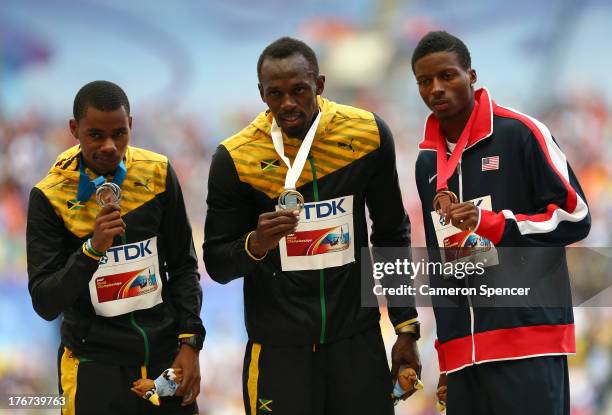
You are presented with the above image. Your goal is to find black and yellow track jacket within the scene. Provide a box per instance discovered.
[27,145,204,366]
[203,97,417,345]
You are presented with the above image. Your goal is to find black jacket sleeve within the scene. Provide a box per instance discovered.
[365,114,418,327]
[26,187,99,321]
[161,163,205,339]
[202,145,261,284]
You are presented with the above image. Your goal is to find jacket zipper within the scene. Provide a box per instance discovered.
[458,161,464,203]
[308,155,326,344]
[457,161,476,363]
[130,312,150,368]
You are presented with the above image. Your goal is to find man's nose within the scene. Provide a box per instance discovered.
[432,77,445,96]
[280,94,297,111]
[99,137,117,153]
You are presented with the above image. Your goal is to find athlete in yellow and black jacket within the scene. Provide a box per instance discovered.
[203,36,420,415]
[26,81,203,414]
[205,97,415,345]
[205,97,418,414]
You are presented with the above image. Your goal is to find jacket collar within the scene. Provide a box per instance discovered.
[49,145,134,182]
[251,96,337,145]
[418,87,494,151]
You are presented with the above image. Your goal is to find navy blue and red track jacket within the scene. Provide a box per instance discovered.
[415,88,591,373]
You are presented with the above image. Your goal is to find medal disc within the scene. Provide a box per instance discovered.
[96,182,122,207]
[278,189,304,211]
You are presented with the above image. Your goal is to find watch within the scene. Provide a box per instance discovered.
[179,335,203,351]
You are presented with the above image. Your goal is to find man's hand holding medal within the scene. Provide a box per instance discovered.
[247,210,300,258]
[434,190,479,232]
[90,182,126,253]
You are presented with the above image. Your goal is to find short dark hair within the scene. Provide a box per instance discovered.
[257,37,319,82]
[73,80,130,121]
[411,31,471,72]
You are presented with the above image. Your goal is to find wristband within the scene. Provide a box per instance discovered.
[82,242,103,261]
[245,231,267,261]
[394,318,418,331]
[86,238,106,257]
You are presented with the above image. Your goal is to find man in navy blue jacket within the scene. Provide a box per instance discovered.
[412,31,590,414]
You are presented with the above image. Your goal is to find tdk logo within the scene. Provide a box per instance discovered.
[304,198,346,220]
[105,240,153,263]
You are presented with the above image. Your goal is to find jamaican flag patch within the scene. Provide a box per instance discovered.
[67,199,85,210]
[260,159,280,171]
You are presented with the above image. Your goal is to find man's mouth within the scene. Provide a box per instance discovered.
[95,155,120,165]
[280,113,302,124]
[431,100,450,112]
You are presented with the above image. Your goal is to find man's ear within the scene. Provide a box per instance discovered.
[316,75,325,96]
[69,119,78,140]
[258,83,265,103]
[468,69,477,87]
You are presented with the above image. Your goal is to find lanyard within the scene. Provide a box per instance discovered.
[270,111,322,190]
[435,101,479,192]
[76,156,127,202]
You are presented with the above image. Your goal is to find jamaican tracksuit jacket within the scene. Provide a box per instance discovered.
[27,145,204,366]
[415,88,591,373]
[203,96,416,345]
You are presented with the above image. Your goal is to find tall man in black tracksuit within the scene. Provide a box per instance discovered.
[204,37,421,414]
[412,32,590,414]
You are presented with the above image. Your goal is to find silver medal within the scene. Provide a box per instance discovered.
[96,182,122,207]
[278,189,304,211]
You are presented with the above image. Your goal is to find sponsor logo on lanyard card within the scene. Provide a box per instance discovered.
[88,236,163,317]
[279,196,355,271]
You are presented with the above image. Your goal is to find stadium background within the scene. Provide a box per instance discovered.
[1,1,611,414]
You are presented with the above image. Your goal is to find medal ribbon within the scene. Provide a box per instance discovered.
[77,155,127,202]
[271,111,322,190]
[435,101,479,192]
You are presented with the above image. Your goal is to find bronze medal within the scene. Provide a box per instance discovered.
[432,189,458,214]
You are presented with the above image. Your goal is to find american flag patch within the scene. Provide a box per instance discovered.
[482,156,499,171]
